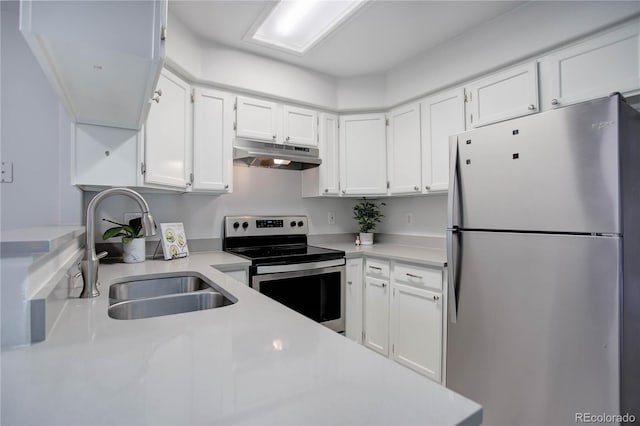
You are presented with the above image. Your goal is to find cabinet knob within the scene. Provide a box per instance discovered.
[425,185,431,190]
[381,283,387,288]
[433,295,440,301]
[414,186,419,191]
[342,190,346,194]
[272,135,277,140]
[154,89,162,97]
[347,281,352,285]
[528,104,536,111]
[224,184,229,189]
[551,99,559,106]
[286,136,290,142]
[324,188,329,193]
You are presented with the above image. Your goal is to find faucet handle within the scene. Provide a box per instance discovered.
[96,251,108,261]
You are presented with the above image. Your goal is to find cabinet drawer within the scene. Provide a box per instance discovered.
[392,263,442,292]
[365,258,390,278]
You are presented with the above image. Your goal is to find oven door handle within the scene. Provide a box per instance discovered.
[256,258,345,274]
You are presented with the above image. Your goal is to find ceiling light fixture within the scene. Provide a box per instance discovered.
[248,0,368,55]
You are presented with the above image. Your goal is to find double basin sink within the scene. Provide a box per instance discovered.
[108,273,237,320]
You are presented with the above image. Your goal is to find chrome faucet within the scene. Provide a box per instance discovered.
[81,187,157,298]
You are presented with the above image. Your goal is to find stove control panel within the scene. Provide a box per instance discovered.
[225,216,308,237]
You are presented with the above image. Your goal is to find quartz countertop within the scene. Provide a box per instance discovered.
[314,242,447,267]
[1,251,479,425]
[0,225,85,256]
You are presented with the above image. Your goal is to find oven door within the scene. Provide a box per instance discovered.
[252,260,345,333]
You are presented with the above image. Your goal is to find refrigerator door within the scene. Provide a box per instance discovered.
[450,95,621,234]
[446,230,620,426]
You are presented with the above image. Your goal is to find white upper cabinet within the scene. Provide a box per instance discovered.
[235,96,279,143]
[540,23,640,110]
[339,114,387,195]
[20,0,167,130]
[144,69,190,189]
[387,103,422,195]
[466,62,539,128]
[192,88,234,192]
[283,105,318,147]
[421,89,465,193]
[302,113,340,197]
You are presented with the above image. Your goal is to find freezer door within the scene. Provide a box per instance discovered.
[446,231,620,426]
[451,95,621,233]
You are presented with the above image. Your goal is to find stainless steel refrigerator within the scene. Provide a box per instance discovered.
[446,94,639,425]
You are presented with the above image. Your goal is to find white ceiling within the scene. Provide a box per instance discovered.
[169,1,527,78]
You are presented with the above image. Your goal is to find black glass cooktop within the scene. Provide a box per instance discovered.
[226,244,344,266]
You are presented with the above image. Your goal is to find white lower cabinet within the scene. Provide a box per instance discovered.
[390,283,443,382]
[355,256,445,383]
[364,275,390,356]
[345,258,364,343]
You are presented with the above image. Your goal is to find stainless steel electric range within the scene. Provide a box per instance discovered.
[223,215,346,333]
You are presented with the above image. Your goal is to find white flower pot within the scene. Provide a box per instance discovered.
[359,232,374,245]
[123,237,146,263]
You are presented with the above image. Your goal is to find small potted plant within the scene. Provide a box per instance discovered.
[102,217,146,263]
[353,198,385,245]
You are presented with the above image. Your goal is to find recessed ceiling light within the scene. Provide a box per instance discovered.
[247,0,368,55]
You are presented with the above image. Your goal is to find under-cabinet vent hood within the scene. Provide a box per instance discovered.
[233,140,321,170]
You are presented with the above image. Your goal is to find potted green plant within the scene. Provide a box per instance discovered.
[102,217,146,263]
[352,198,385,245]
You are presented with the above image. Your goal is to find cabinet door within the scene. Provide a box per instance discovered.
[345,258,364,344]
[235,96,279,143]
[387,103,422,195]
[144,68,190,189]
[192,88,233,192]
[364,276,390,356]
[542,24,640,110]
[318,113,340,195]
[466,62,539,128]
[339,114,387,195]
[283,105,318,147]
[391,283,443,382]
[421,89,465,193]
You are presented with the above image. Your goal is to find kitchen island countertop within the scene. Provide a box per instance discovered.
[1,251,479,425]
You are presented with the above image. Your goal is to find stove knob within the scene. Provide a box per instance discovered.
[242,222,249,229]
[290,221,297,227]
[233,222,240,230]
[297,221,304,227]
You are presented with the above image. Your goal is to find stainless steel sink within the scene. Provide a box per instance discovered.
[108,292,233,320]
[109,275,214,301]
[108,273,236,320]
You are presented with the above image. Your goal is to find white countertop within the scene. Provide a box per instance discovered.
[1,251,479,425]
[315,242,447,267]
[0,225,85,256]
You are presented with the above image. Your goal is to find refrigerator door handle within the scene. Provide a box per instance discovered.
[447,229,459,324]
[448,136,460,229]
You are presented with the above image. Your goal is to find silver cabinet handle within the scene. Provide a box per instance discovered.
[286,136,290,142]
[528,104,535,111]
[551,99,559,106]
[381,283,386,288]
[433,295,440,301]
[414,186,419,191]
[425,185,431,190]
[324,188,329,193]
[347,281,352,285]
[341,190,346,194]
[272,135,277,140]
[224,184,229,189]
[154,89,162,97]
[369,266,382,271]
[406,273,423,279]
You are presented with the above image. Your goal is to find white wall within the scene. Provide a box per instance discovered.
[378,195,447,238]
[90,166,358,242]
[0,2,83,231]
[385,1,640,107]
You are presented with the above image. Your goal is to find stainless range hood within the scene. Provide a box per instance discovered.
[233,140,321,170]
